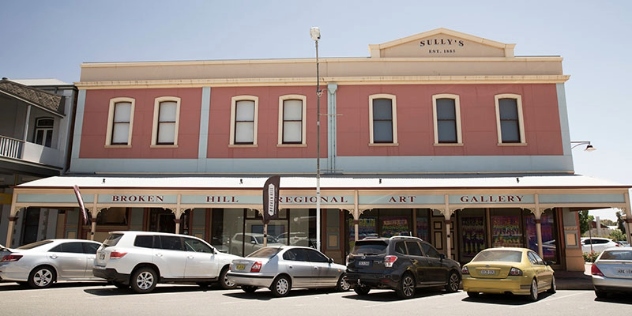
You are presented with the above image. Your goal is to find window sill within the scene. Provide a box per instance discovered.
[434,143,464,146]
[150,144,178,148]
[105,144,132,148]
[497,143,527,146]
[369,143,399,147]
[277,144,307,147]
[229,144,258,148]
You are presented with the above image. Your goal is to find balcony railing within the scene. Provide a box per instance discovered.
[0,135,23,159]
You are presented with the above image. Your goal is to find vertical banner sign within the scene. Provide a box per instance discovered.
[262,176,281,224]
[73,185,89,225]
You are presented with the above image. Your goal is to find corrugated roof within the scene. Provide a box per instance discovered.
[15,174,630,190]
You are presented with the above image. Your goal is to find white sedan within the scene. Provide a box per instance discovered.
[0,239,103,288]
[227,245,350,297]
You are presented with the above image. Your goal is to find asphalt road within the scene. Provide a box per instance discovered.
[0,281,629,316]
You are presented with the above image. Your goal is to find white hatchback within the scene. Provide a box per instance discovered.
[93,231,240,293]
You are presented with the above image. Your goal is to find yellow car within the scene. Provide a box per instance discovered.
[461,247,556,301]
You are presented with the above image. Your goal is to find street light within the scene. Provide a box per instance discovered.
[571,140,596,151]
[310,27,322,251]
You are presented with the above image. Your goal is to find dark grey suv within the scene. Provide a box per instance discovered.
[346,236,461,299]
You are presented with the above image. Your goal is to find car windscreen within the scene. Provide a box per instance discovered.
[350,241,388,255]
[471,250,522,263]
[599,249,632,260]
[248,247,282,258]
[16,240,54,250]
[102,233,124,247]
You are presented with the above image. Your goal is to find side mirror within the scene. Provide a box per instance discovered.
[439,254,446,260]
[328,257,334,264]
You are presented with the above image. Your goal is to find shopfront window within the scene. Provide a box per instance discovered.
[416,209,431,241]
[524,209,558,264]
[96,207,128,226]
[459,208,486,262]
[491,208,523,248]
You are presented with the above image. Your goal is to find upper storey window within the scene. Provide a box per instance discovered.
[433,94,462,144]
[230,96,258,145]
[278,95,306,145]
[34,117,54,147]
[152,97,180,146]
[495,94,525,144]
[369,94,397,144]
[106,98,135,146]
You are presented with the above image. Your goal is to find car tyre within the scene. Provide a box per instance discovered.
[354,284,370,295]
[131,267,158,294]
[336,273,350,291]
[595,290,608,298]
[467,291,480,298]
[28,265,55,289]
[241,285,258,293]
[547,276,556,294]
[445,270,460,293]
[395,272,416,299]
[219,266,237,289]
[271,275,291,297]
[527,278,538,302]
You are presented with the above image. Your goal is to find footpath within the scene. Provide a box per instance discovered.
[555,263,593,290]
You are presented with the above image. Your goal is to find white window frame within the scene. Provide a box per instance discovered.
[369,94,398,145]
[34,117,54,147]
[494,94,526,145]
[277,95,307,146]
[151,97,181,147]
[105,97,135,147]
[432,94,462,145]
[230,96,258,146]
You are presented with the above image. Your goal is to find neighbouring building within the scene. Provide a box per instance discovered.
[0,78,78,245]
[5,29,631,271]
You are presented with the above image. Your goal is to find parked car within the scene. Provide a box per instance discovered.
[0,239,103,289]
[616,241,629,247]
[590,247,632,298]
[345,236,461,299]
[93,231,240,293]
[461,247,556,301]
[231,233,283,256]
[581,237,619,253]
[227,245,349,297]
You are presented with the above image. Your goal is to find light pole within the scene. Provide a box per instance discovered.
[310,27,322,251]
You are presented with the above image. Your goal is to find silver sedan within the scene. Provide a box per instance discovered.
[0,239,103,289]
[227,245,350,297]
[591,246,632,298]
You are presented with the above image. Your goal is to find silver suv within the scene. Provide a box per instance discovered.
[93,231,240,293]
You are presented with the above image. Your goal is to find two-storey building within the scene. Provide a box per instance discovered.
[6,29,631,271]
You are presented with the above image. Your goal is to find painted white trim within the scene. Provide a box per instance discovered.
[151,97,181,146]
[369,94,398,145]
[105,97,135,146]
[495,94,526,145]
[432,94,462,145]
[277,95,307,146]
[230,96,259,146]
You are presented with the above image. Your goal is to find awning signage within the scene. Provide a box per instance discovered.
[99,194,177,204]
[450,194,535,204]
[359,194,444,205]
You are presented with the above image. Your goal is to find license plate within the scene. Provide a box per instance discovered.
[480,269,496,275]
[616,269,632,275]
[236,264,245,270]
[358,261,370,266]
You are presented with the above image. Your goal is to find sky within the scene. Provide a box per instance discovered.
[1,0,630,221]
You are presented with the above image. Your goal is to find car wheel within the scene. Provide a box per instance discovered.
[527,279,538,302]
[241,285,258,293]
[445,271,460,293]
[28,266,56,289]
[270,275,291,297]
[467,291,480,298]
[113,281,129,289]
[595,290,608,299]
[219,267,237,289]
[395,273,416,299]
[547,276,556,294]
[354,284,370,295]
[336,273,350,291]
[131,267,158,294]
